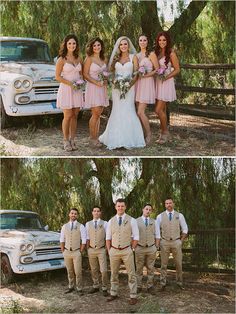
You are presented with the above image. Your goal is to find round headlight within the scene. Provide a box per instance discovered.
[20,244,26,251]
[22,80,30,89]
[14,80,22,89]
[26,244,33,252]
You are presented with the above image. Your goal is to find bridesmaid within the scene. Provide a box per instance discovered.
[56,34,83,152]
[155,31,180,144]
[135,34,159,144]
[83,37,109,147]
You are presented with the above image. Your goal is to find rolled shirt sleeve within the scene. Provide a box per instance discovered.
[179,213,188,234]
[60,225,65,243]
[85,222,90,240]
[155,214,162,239]
[80,224,87,244]
[105,219,112,240]
[131,218,139,241]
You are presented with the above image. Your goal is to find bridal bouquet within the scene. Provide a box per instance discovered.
[113,75,132,99]
[72,79,86,91]
[156,67,167,81]
[98,69,112,84]
[138,66,148,76]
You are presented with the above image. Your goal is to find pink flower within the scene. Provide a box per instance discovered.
[157,67,165,75]
[75,79,85,85]
[139,66,146,74]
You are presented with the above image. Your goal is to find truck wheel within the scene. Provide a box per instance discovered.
[1,255,14,284]
[0,96,9,129]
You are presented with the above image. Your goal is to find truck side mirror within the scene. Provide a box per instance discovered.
[44,225,49,231]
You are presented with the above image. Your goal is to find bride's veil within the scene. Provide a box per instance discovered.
[108,36,137,70]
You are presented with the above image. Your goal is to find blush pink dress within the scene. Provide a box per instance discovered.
[156,56,177,102]
[84,62,109,108]
[135,54,156,104]
[56,62,84,109]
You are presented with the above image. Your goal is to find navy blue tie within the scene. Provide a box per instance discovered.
[145,218,148,226]
[71,222,74,230]
[169,213,172,221]
[118,217,122,226]
[94,221,97,229]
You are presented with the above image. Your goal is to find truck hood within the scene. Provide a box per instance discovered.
[0,229,60,246]
[0,62,56,82]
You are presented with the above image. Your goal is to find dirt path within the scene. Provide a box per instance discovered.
[0,268,235,313]
[0,111,235,156]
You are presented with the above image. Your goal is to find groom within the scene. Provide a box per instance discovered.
[106,198,139,305]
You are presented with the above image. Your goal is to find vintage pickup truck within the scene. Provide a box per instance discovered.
[0,210,64,284]
[0,37,61,128]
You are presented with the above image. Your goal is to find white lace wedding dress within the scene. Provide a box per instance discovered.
[99,54,146,150]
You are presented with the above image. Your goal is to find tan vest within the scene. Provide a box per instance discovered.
[110,214,132,248]
[137,217,155,246]
[88,220,106,248]
[160,211,181,240]
[64,222,81,250]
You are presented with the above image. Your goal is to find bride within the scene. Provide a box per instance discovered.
[99,36,146,149]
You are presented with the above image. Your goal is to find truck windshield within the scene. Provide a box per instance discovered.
[0,213,44,230]
[0,40,52,63]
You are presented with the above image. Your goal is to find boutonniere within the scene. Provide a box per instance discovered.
[99,224,103,228]
[149,222,153,226]
[74,225,78,230]
[123,220,128,226]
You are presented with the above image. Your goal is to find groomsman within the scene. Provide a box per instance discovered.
[106,199,139,305]
[156,198,188,290]
[60,208,87,294]
[136,204,159,294]
[85,206,109,296]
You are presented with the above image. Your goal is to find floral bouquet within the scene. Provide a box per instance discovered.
[113,75,133,99]
[72,79,86,91]
[156,67,167,81]
[138,65,148,76]
[98,69,112,84]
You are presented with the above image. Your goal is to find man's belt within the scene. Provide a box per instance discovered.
[162,237,180,241]
[111,245,130,250]
[65,247,80,251]
[89,245,105,249]
[137,243,155,248]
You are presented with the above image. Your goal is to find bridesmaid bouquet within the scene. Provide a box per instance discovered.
[138,66,148,76]
[113,75,132,99]
[72,79,86,91]
[98,70,112,84]
[156,67,167,81]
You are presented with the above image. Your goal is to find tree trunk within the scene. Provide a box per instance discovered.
[169,1,209,44]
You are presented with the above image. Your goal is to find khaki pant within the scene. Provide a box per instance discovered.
[135,245,157,288]
[160,239,183,286]
[109,247,137,298]
[63,249,82,291]
[88,247,108,290]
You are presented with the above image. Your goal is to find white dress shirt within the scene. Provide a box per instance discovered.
[141,215,158,239]
[156,210,188,239]
[106,213,139,241]
[60,220,87,244]
[85,218,108,240]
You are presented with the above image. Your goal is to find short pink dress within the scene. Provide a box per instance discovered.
[135,55,156,104]
[56,62,84,109]
[84,62,109,108]
[156,56,176,102]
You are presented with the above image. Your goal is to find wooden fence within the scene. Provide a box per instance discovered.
[155,228,235,273]
[171,63,235,120]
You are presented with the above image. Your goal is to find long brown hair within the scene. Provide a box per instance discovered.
[138,34,150,58]
[58,34,79,59]
[86,37,105,61]
[155,31,172,68]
